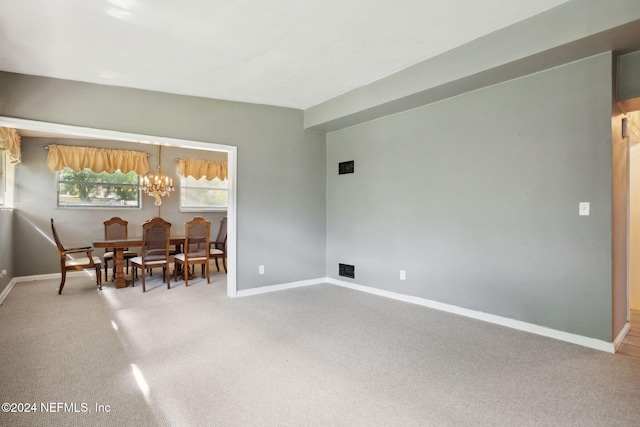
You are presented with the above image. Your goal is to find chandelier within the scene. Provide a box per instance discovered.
[140,144,174,206]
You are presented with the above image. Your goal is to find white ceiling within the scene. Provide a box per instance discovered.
[0,0,569,110]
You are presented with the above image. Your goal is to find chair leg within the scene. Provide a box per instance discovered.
[214,258,220,271]
[59,267,67,295]
[173,261,183,283]
[104,260,109,282]
[184,262,189,287]
[166,265,171,289]
[96,265,102,290]
[223,257,227,273]
[141,268,146,292]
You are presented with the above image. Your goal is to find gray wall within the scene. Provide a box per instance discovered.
[618,50,640,102]
[0,74,327,290]
[326,53,614,341]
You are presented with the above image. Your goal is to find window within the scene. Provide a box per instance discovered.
[0,152,5,207]
[0,128,20,208]
[0,151,16,208]
[57,167,141,208]
[180,175,228,211]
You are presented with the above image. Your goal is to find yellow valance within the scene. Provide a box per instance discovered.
[46,144,150,175]
[0,127,21,164]
[177,158,227,180]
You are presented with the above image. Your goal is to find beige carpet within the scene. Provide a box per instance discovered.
[1,272,640,426]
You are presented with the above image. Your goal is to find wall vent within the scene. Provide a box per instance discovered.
[339,160,355,175]
[339,263,355,279]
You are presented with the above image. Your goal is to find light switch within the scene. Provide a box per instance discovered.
[579,202,590,216]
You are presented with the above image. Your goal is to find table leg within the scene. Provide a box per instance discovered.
[114,248,127,288]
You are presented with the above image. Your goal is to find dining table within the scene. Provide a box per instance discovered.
[93,236,186,289]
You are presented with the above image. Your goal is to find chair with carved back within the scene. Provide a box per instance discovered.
[174,217,211,287]
[209,217,227,273]
[130,217,171,292]
[50,218,102,295]
[103,217,138,281]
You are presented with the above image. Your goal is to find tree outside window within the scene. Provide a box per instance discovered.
[57,167,140,208]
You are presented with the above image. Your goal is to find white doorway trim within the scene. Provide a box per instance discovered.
[0,116,238,297]
[629,138,640,313]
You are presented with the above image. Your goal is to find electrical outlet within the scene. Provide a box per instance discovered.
[259,265,265,275]
[579,202,590,216]
[0,269,6,278]
[400,270,406,280]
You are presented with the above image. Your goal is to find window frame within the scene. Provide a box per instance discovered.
[179,175,228,212]
[56,167,142,210]
[0,151,4,206]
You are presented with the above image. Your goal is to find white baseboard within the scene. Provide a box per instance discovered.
[236,278,324,297]
[0,277,18,306]
[0,274,58,306]
[325,277,616,353]
[2,271,618,353]
[613,322,631,350]
[13,273,60,282]
[12,271,97,283]
[234,276,615,352]
[0,271,99,305]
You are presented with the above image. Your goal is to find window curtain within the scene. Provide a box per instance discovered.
[177,158,227,180]
[0,127,21,164]
[46,144,150,175]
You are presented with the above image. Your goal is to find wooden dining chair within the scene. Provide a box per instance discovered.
[174,217,211,287]
[51,218,102,295]
[103,217,137,281]
[209,217,227,273]
[130,217,171,292]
